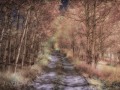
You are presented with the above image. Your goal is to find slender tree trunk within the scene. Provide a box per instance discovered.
[91,0,97,68]
[29,31,35,66]
[0,28,5,61]
[85,2,92,64]
[21,28,27,68]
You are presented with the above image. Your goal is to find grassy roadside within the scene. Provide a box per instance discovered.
[71,58,120,90]
[63,49,120,90]
[0,64,42,90]
[0,53,50,90]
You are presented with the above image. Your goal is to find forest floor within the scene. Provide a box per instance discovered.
[0,50,98,90]
[0,50,120,90]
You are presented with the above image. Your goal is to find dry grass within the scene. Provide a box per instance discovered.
[62,49,120,86]
[0,46,51,89]
[72,59,120,85]
[74,61,107,78]
[97,62,120,84]
[0,48,53,90]
[0,64,42,87]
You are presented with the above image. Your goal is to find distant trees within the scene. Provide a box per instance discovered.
[58,0,120,66]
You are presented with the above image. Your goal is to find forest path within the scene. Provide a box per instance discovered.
[28,50,97,90]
